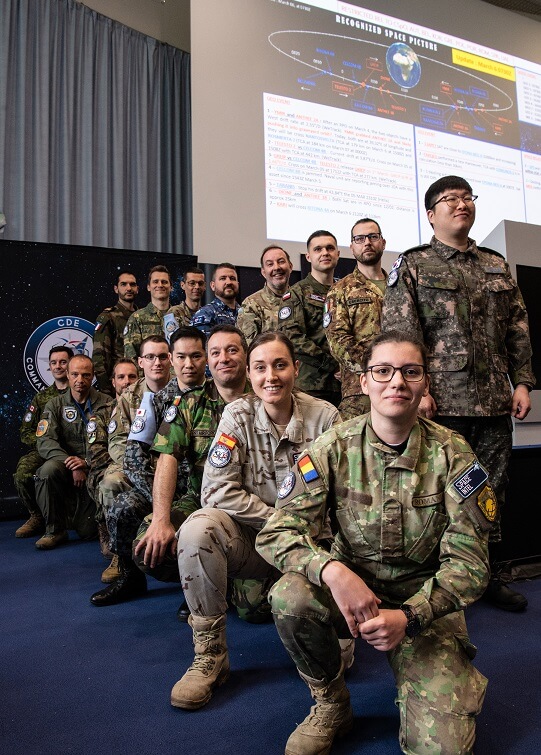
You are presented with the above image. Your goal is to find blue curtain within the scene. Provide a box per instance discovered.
[0,0,192,254]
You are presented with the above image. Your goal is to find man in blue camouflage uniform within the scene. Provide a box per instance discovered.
[382,175,535,612]
[191,263,240,337]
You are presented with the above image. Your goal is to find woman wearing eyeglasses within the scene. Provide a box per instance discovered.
[257,330,492,755]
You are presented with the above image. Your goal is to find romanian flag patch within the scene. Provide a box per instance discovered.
[298,454,319,483]
[218,433,237,450]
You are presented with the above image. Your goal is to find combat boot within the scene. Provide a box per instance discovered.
[101,554,121,583]
[90,557,147,606]
[285,665,353,755]
[170,614,229,710]
[15,512,45,538]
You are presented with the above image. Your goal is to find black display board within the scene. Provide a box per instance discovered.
[0,240,195,504]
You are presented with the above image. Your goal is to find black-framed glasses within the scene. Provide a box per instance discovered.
[352,233,382,244]
[429,194,478,210]
[365,364,426,383]
[141,354,170,363]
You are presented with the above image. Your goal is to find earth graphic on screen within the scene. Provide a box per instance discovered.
[386,43,421,88]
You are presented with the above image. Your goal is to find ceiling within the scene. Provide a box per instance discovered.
[483,0,541,19]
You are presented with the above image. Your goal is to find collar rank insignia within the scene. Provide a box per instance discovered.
[477,486,497,522]
[298,454,319,483]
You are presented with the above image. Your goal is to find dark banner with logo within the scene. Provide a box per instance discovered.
[0,240,194,503]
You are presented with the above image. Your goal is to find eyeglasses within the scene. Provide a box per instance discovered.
[365,364,426,382]
[185,281,205,287]
[429,194,478,210]
[352,233,382,244]
[141,354,169,363]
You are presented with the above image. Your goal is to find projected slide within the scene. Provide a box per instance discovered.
[262,0,541,250]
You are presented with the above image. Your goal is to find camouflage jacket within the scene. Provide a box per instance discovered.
[256,414,492,631]
[19,384,68,447]
[381,237,535,416]
[237,285,286,344]
[277,274,340,393]
[93,301,137,395]
[86,403,115,491]
[176,300,199,327]
[36,388,113,462]
[201,392,340,530]
[325,267,385,399]
[190,298,240,337]
[124,301,185,363]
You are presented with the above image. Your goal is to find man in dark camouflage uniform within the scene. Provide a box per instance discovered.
[325,218,387,420]
[90,328,208,605]
[256,332,492,755]
[93,270,139,395]
[278,230,340,405]
[382,175,535,612]
[237,246,293,344]
[13,346,73,538]
[176,266,206,325]
[34,355,112,549]
[191,263,240,336]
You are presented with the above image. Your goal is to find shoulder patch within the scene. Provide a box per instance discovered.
[24,412,33,423]
[282,292,291,301]
[63,407,78,423]
[387,255,403,287]
[164,405,178,423]
[208,443,232,468]
[277,471,296,499]
[298,454,319,483]
[108,419,117,434]
[130,417,146,434]
[278,306,292,320]
[217,433,237,450]
[87,419,97,434]
[36,419,49,437]
[453,462,488,499]
[323,311,331,328]
[477,485,497,522]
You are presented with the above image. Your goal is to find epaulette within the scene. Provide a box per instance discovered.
[477,245,505,260]
[402,244,431,254]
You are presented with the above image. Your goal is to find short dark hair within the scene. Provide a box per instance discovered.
[212,263,237,281]
[49,345,74,360]
[112,358,138,375]
[182,267,205,280]
[207,324,247,354]
[116,270,137,285]
[361,331,427,372]
[307,229,337,248]
[169,326,206,352]
[247,331,296,367]
[424,176,473,211]
[260,245,291,267]
[350,218,382,238]
[139,335,169,358]
[148,265,171,285]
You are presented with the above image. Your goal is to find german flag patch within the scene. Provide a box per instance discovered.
[298,454,319,483]
[477,486,497,522]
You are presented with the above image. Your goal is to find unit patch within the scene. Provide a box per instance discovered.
[453,462,488,499]
[108,419,117,434]
[277,472,296,499]
[36,419,49,437]
[477,486,497,522]
[24,412,33,423]
[164,405,178,423]
[208,443,232,468]
[387,255,403,287]
[87,420,97,433]
[130,417,146,434]
[63,407,78,423]
[323,311,331,328]
[278,306,292,320]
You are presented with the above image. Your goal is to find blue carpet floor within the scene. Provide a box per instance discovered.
[1,519,540,755]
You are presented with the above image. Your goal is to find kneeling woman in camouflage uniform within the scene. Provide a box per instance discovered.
[256,331,492,755]
[171,332,340,711]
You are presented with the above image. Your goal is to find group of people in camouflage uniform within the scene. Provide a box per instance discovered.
[12,175,535,754]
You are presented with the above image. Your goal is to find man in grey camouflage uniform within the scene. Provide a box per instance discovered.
[256,331,492,755]
[237,245,293,344]
[325,218,387,420]
[176,267,206,325]
[90,329,207,605]
[92,270,139,395]
[278,230,340,405]
[382,175,535,612]
[13,346,73,538]
[34,356,112,549]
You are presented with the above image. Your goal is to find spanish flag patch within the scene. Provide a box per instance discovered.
[298,454,319,483]
[218,433,237,450]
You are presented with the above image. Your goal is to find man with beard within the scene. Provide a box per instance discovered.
[237,246,294,344]
[93,271,139,395]
[191,263,240,336]
[325,218,387,420]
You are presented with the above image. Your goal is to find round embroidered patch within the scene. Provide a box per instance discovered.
[164,405,178,423]
[131,417,146,434]
[88,433,96,444]
[108,419,117,434]
[36,419,49,437]
[87,420,97,433]
[322,311,331,328]
[24,412,33,423]
[277,471,296,499]
[208,443,232,468]
[387,270,398,287]
[278,306,292,320]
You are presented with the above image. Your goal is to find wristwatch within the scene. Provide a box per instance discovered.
[400,605,422,638]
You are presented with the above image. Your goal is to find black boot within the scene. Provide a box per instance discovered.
[177,599,191,623]
[90,557,147,606]
[482,576,528,612]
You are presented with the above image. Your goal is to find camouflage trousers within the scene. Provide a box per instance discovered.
[437,415,512,542]
[270,572,487,755]
[96,464,131,525]
[34,459,97,539]
[177,508,279,622]
[338,394,371,422]
[13,450,43,514]
[105,487,151,558]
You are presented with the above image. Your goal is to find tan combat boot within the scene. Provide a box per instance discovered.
[101,554,121,583]
[15,512,45,538]
[170,614,229,710]
[285,665,353,755]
